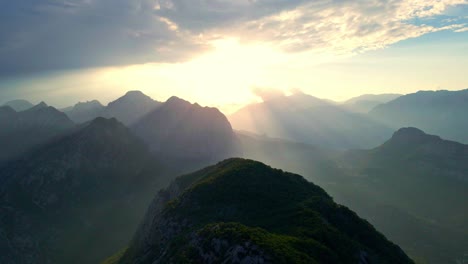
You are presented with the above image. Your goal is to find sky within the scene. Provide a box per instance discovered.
[0,0,467,113]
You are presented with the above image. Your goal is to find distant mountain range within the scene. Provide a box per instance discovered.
[0,96,241,263]
[370,89,468,143]
[63,91,161,125]
[0,117,170,264]
[336,127,468,263]
[239,127,468,264]
[0,102,74,164]
[1,89,467,264]
[2,99,34,111]
[342,94,402,113]
[64,100,105,123]
[229,92,393,149]
[111,159,413,264]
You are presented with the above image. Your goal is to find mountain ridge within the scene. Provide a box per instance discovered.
[115,158,413,264]
[229,93,393,148]
[369,89,468,143]
[0,117,172,264]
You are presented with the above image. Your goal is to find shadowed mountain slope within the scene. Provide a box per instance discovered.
[132,96,240,165]
[0,118,172,264]
[0,102,75,164]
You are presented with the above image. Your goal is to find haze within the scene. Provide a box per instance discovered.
[1,1,468,264]
[0,1,467,113]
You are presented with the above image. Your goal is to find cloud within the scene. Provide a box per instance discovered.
[251,86,285,101]
[152,1,467,54]
[0,0,466,75]
[0,0,208,75]
[225,0,468,54]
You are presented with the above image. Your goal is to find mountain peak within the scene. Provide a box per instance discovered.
[27,101,48,111]
[104,91,160,125]
[132,96,238,162]
[384,127,441,148]
[109,91,155,106]
[3,99,34,111]
[119,158,413,264]
[88,116,120,126]
[165,95,191,105]
[74,100,103,108]
[123,90,146,98]
[84,117,126,133]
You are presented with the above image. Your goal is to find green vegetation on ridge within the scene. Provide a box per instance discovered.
[116,158,413,264]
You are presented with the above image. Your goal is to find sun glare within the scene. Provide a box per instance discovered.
[94,38,294,112]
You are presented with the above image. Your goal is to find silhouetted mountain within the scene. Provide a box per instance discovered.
[342,94,402,113]
[229,93,393,148]
[0,117,172,264]
[62,91,161,125]
[102,91,161,125]
[64,100,105,123]
[369,89,468,143]
[0,102,74,164]
[331,128,468,263]
[112,159,413,264]
[132,96,239,165]
[2,99,34,111]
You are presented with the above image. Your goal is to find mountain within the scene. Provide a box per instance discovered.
[63,91,161,125]
[342,94,402,113]
[369,89,468,143]
[229,93,393,149]
[0,117,173,264]
[112,158,413,264]
[0,102,74,164]
[2,99,34,111]
[64,100,105,123]
[102,91,161,125]
[331,128,468,263]
[132,96,239,165]
[233,128,468,264]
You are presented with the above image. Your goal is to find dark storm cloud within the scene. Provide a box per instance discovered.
[0,0,208,75]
